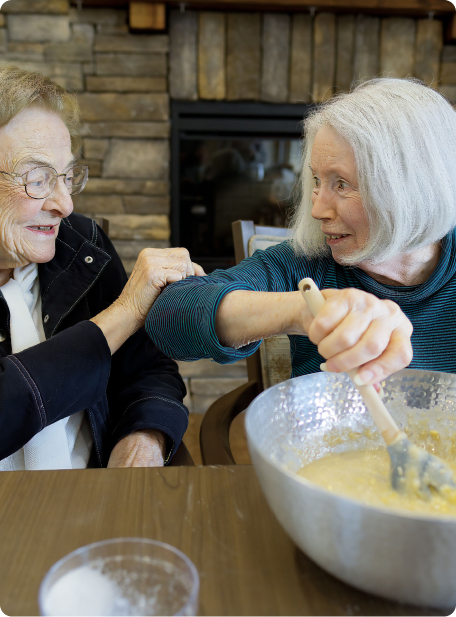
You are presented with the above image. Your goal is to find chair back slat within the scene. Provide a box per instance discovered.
[233,221,294,392]
[97,217,110,236]
[254,225,289,238]
[199,221,295,465]
[248,234,290,256]
[260,336,293,390]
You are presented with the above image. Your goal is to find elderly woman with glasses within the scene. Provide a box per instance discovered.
[146,78,456,388]
[0,66,204,470]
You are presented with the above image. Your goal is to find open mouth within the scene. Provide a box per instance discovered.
[325,234,349,240]
[26,225,57,235]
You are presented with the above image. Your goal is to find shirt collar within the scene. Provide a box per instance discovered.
[348,231,456,304]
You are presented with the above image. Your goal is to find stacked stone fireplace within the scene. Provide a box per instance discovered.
[0,0,454,411]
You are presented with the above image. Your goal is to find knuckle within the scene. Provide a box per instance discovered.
[399,345,413,365]
[151,272,164,285]
[307,323,321,345]
[137,249,147,261]
[402,316,413,333]
[339,288,355,304]
[399,321,413,338]
[173,247,190,258]
[365,291,379,304]
[309,321,325,344]
[338,330,357,348]
[365,338,384,356]
[139,248,155,258]
[383,299,399,313]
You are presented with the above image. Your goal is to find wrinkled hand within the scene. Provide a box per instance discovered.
[107,429,167,468]
[116,248,205,330]
[296,288,413,386]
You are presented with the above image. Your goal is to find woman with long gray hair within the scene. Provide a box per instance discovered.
[146,78,456,387]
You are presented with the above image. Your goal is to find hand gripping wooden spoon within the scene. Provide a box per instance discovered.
[299,277,456,500]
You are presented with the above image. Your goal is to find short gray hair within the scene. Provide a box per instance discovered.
[0,65,81,152]
[291,78,456,264]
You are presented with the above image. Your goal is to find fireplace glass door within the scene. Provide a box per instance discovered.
[171,102,313,272]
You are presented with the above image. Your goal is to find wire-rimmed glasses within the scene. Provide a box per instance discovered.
[0,165,89,199]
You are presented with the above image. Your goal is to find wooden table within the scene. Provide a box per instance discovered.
[0,465,445,616]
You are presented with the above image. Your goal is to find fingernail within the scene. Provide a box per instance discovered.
[320,362,328,372]
[352,370,375,386]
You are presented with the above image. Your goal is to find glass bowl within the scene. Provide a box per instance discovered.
[245,368,456,608]
[38,537,199,616]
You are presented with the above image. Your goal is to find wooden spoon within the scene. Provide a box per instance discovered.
[299,277,456,499]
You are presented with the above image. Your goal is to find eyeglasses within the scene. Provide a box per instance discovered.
[0,165,89,199]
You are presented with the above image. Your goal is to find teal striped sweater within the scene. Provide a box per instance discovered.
[146,230,456,376]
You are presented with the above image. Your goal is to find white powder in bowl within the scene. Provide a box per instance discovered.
[43,565,124,616]
[42,556,193,616]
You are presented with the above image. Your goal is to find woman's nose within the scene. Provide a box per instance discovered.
[42,177,74,218]
[311,186,336,222]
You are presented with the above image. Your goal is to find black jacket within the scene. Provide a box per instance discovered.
[0,213,188,467]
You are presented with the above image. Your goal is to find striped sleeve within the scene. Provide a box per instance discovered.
[145,241,297,363]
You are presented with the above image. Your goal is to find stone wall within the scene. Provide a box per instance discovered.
[1,1,456,411]
[169,12,448,103]
[0,2,452,275]
[178,359,248,414]
[0,0,171,274]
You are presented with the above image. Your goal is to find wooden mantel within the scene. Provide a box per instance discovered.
[75,0,456,15]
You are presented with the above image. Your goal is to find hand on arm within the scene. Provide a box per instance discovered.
[107,429,167,468]
[215,287,413,386]
[91,248,205,354]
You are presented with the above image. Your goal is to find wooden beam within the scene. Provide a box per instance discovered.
[129,2,166,29]
[416,19,443,86]
[73,0,456,16]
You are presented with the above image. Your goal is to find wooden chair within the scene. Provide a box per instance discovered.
[97,217,110,237]
[96,216,194,466]
[199,220,293,465]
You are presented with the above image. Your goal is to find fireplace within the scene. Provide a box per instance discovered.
[171,101,313,272]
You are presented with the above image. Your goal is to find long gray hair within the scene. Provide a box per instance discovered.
[291,78,456,265]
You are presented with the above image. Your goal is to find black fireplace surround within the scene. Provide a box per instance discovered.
[171,101,313,272]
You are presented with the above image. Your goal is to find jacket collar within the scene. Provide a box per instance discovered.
[38,218,111,337]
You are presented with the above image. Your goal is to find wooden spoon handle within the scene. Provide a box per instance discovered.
[298,278,401,445]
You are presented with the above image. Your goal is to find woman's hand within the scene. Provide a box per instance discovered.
[107,429,166,468]
[292,288,413,386]
[116,247,205,330]
[91,248,205,354]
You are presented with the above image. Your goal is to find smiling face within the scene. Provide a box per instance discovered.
[310,125,369,265]
[0,105,74,276]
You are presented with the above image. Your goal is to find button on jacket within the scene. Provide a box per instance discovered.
[0,213,188,467]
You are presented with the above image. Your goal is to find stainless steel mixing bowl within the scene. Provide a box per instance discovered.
[245,369,456,609]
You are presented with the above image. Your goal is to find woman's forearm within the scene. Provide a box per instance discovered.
[0,322,112,459]
[215,290,309,348]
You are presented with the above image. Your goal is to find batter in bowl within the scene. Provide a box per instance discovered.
[298,445,456,516]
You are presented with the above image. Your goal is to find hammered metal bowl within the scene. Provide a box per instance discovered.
[245,369,456,609]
